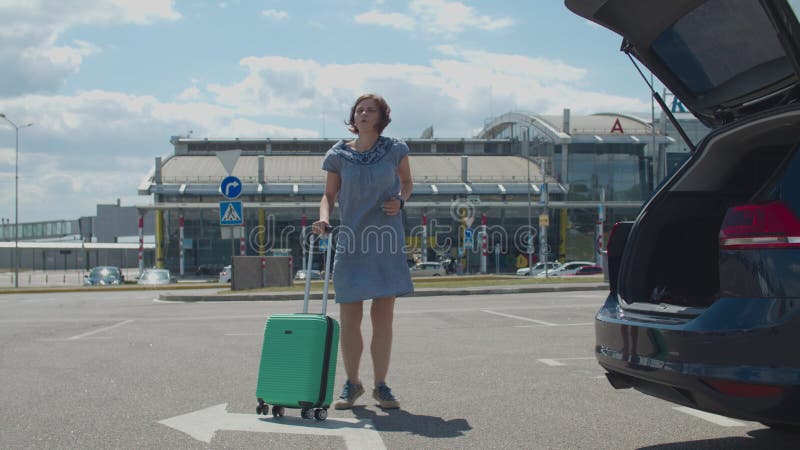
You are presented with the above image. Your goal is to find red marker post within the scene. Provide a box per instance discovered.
[480,213,488,274]
[422,214,428,263]
[137,214,144,277]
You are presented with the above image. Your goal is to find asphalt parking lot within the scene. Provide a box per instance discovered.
[1,288,798,449]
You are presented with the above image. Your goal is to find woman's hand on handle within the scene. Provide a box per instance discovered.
[312,220,331,235]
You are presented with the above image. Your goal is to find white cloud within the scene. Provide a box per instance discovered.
[203,47,647,139]
[176,86,201,101]
[410,0,513,33]
[261,9,289,20]
[357,0,513,35]
[107,0,182,25]
[0,89,319,221]
[355,10,415,30]
[433,46,586,83]
[0,0,180,96]
[0,39,647,223]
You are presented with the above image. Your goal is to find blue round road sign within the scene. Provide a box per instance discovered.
[220,176,242,199]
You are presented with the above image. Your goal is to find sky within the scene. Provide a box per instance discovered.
[0,0,658,224]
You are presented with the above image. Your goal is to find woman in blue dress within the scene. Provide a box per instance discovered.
[313,93,413,410]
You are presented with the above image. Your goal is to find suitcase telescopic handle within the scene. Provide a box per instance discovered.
[302,227,334,315]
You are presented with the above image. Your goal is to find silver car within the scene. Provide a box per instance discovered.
[516,261,562,276]
[294,269,322,281]
[535,261,595,278]
[137,268,175,285]
[219,265,232,283]
[409,262,446,277]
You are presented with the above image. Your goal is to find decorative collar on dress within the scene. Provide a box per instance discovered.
[333,136,394,165]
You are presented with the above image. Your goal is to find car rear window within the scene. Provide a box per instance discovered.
[651,0,789,96]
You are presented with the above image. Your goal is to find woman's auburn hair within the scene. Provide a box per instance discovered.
[346,93,392,135]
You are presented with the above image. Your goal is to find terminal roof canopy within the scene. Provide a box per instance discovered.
[139,110,675,199]
[157,154,547,184]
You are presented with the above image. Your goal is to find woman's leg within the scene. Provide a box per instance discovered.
[339,301,364,383]
[370,296,395,385]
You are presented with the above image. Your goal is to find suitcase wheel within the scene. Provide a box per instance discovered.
[256,399,268,416]
[301,408,314,420]
[314,408,328,421]
[272,406,285,418]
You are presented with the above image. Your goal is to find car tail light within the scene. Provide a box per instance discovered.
[702,378,786,398]
[719,201,800,250]
[606,222,624,257]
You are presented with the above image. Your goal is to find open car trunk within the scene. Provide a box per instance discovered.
[618,107,800,309]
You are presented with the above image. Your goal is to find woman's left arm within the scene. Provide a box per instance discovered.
[382,155,413,216]
[397,155,413,201]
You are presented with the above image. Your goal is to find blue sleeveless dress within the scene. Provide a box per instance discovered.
[322,136,414,303]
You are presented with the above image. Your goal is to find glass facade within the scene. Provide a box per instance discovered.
[155,198,644,274]
[556,143,650,202]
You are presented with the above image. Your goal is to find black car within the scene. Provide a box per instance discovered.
[84,266,124,286]
[195,264,224,276]
[567,0,800,430]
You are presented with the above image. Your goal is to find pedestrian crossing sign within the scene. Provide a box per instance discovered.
[219,201,243,225]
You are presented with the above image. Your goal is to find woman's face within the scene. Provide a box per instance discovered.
[354,98,380,134]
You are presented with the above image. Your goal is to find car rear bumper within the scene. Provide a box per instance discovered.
[595,293,800,424]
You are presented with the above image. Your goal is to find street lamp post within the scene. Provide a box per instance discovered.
[0,113,33,288]
[524,135,534,276]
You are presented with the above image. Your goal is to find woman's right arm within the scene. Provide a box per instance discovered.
[313,171,341,234]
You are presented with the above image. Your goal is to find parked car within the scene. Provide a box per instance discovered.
[219,265,232,283]
[137,268,175,285]
[562,265,603,277]
[567,0,800,430]
[84,266,124,286]
[516,261,562,276]
[294,269,322,281]
[409,261,446,277]
[535,261,594,277]
[195,264,223,276]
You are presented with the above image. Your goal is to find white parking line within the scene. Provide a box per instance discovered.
[481,309,557,326]
[672,406,746,427]
[513,322,593,328]
[537,357,595,366]
[67,319,134,340]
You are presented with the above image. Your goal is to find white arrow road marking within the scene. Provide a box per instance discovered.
[68,319,134,340]
[159,403,386,449]
[537,357,595,366]
[672,406,746,427]
[481,309,557,326]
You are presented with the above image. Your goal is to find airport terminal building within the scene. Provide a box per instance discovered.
[134,108,696,274]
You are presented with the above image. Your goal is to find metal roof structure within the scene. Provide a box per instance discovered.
[135,110,674,211]
[140,153,566,199]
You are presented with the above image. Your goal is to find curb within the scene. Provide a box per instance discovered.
[158,283,609,302]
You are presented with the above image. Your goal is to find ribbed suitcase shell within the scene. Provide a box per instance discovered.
[256,313,339,408]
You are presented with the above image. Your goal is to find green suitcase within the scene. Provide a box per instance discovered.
[256,232,338,421]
